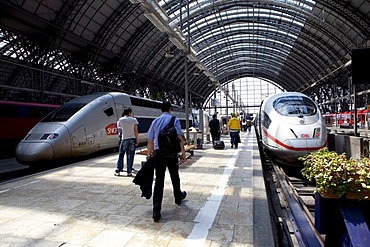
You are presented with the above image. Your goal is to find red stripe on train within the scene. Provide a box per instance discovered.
[262,129,326,151]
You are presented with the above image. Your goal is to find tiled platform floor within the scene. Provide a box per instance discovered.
[0,129,274,247]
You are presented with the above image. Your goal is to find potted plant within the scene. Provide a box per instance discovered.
[299,147,370,199]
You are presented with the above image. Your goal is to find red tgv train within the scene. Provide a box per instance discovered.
[0,100,60,158]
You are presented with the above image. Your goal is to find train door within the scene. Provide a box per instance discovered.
[71,125,87,149]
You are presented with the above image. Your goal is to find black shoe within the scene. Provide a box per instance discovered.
[175,191,187,205]
[231,144,234,148]
[153,212,161,222]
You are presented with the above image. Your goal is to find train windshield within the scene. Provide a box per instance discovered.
[273,96,316,117]
[41,92,106,122]
[41,103,87,122]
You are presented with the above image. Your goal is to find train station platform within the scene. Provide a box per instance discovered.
[0,130,275,246]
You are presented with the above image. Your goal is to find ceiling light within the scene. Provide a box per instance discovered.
[129,0,143,4]
[210,76,217,82]
[203,71,212,77]
[165,52,174,58]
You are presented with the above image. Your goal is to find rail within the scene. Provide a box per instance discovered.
[273,164,324,247]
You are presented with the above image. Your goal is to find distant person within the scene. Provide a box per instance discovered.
[114,108,139,177]
[246,119,252,132]
[241,119,247,131]
[208,114,221,145]
[146,101,187,222]
[226,113,241,148]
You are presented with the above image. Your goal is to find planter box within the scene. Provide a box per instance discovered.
[319,191,370,200]
[315,193,370,246]
[315,193,370,233]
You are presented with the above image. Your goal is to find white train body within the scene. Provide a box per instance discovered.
[257,92,327,164]
[15,92,188,164]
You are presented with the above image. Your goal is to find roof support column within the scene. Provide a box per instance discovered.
[183,0,190,142]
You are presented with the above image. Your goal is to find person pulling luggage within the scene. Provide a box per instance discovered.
[208,114,221,145]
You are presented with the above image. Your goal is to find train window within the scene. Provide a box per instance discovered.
[136,117,155,133]
[262,111,272,129]
[129,96,185,112]
[273,96,316,116]
[104,107,114,117]
[173,106,185,113]
[41,103,86,122]
[130,97,138,106]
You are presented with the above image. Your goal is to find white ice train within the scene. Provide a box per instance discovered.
[15,92,192,164]
[256,92,327,165]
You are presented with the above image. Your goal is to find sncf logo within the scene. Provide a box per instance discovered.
[106,123,118,135]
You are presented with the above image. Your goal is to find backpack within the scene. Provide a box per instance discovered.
[158,116,182,157]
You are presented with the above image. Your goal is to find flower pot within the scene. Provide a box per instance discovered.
[319,191,370,200]
[345,191,370,200]
[319,191,341,199]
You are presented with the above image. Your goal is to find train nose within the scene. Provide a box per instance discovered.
[281,139,325,159]
[15,142,54,163]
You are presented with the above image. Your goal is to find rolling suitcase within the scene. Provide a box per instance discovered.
[213,139,225,150]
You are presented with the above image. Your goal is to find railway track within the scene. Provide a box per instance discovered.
[260,145,325,247]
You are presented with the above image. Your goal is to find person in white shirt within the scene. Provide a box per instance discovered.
[114,108,139,177]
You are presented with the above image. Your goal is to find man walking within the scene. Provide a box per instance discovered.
[114,108,139,177]
[226,113,241,148]
[208,114,221,145]
[146,102,187,222]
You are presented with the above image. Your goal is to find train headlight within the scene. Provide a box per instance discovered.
[313,128,321,138]
[41,133,59,140]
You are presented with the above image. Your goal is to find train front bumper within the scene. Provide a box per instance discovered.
[280,138,326,158]
[15,142,54,163]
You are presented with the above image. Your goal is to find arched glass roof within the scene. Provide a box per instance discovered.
[0,0,369,108]
[157,0,318,89]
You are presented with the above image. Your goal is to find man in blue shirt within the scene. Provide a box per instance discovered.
[146,102,187,222]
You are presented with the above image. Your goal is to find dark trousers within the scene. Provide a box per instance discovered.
[230,132,239,147]
[210,131,220,145]
[153,151,182,213]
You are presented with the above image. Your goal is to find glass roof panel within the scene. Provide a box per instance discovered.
[190,8,306,32]
[157,0,314,78]
[192,24,299,47]
[197,35,292,56]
